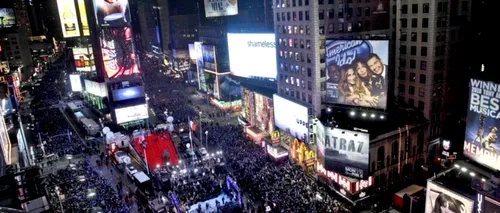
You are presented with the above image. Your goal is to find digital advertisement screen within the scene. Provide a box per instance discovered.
[195,42,207,91]
[425,181,473,213]
[253,93,274,134]
[84,80,107,97]
[202,45,217,72]
[69,74,82,92]
[77,0,90,36]
[115,104,149,124]
[0,8,16,28]
[0,114,11,165]
[463,79,500,171]
[188,44,196,60]
[72,47,95,72]
[112,86,145,102]
[93,0,131,26]
[56,0,81,37]
[204,0,238,18]
[273,94,309,142]
[317,128,369,179]
[227,33,277,79]
[100,27,140,79]
[325,40,389,109]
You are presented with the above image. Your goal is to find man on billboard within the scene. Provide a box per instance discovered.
[366,53,387,97]
[94,0,129,25]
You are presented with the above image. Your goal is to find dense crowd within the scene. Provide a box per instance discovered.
[44,159,129,213]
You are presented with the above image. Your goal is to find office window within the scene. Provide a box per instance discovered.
[365,7,370,16]
[401,19,407,28]
[328,9,334,19]
[402,4,408,14]
[438,2,443,12]
[420,74,426,84]
[307,68,312,77]
[399,71,406,80]
[328,0,333,3]
[400,32,407,41]
[305,11,310,20]
[422,18,428,28]
[410,59,416,69]
[293,12,297,21]
[421,46,427,56]
[423,3,429,13]
[287,12,291,21]
[319,0,324,4]
[306,25,311,34]
[411,18,417,28]
[328,23,334,33]
[338,23,344,32]
[299,0,302,6]
[292,0,296,6]
[412,4,418,13]
[410,73,416,82]
[320,68,325,77]
[410,46,416,55]
[420,61,427,70]
[357,7,362,17]
[306,40,311,49]
[392,5,396,14]
[365,21,370,30]
[319,10,324,20]
[308,94,312,103]
[277,13,280,21]
[308,81,312,90]
[409,86,415,95]
[411,32,417,41]
[299,11,303,20]
[319,25,325,35]
[421,32,428,42]
[400,58,407,68]
[400,45,407,54]
[305,0,309,6]
[419,88,425,97]
[409,98,414,107]
[299,25,304,34]
[462,1,469,12]
[418,101,425,110]
[399,84,406,93]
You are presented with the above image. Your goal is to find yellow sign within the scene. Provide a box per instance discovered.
[56,0,81,38]
[77,0,90,36]
[271,130,280,144]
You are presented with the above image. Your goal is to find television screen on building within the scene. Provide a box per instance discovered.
[99,27,140,79]
[84,80,107,97]
[463,79,500,171]
[204,0,238,18]
[227,33,277,79]
[242,89,275,134]
[115,104,148,124]
[56,0,81,37]
[0,8,16,28]
[325,40,389,110]
[202,45,217,72]
[77,0,90,36]
[112,86,145,102]
[425,181,473,213]
[72,47,95,72]
[317,128,370,179]
[195,42,207,91]
[273,94,309,142]
[69,74,82,92]
[93,0,131,27]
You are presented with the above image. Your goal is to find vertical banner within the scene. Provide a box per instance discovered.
[195,42,207,91]
[100,27,140,79]
[57,0,81,38]
[77,0,90,36]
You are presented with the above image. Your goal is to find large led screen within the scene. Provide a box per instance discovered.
[317,128,369,179]
[227,33,277,79]
[325,40,389,109]
[195,42,207,91]
[112,86,145,102]
[73,47,95,72]
[93,0,131,26]
[115,104,148,124]
[77,0,90,36]
[202,45,217,72]
[463,79,500,171]
[100,27,139,79]
[273,94,308,142]
[0,8,16,28]
[84,80,107,97]
[253,93,274,134]
[69,74,82,92]
[425,181,473,213]
[56,0,81,37]
[204,0,238,18]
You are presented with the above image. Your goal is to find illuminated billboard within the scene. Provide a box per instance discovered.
[0,8,16,28]
[325,40,389,109]
[227,33,277,79]
[463,79,500,171]
[273,94,309,142]
[425,181,473,213]
[188,44,196,61]
[69,74,82,92]
[56,0,81,38]
[77,0,90,36]
[204,0,238,18]
[84,80,107,97]
[93,0,131,26]
[317,128,369,179]
[195,42,207,91]
[100,27,140,79]
[72,47,95,72]
[253,92,274,134]
[202,45,217,72]
[115,104,149,124]
[0,114,11,165]
[112,86,145,102]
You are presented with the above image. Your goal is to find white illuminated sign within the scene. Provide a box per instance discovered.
[56,0,81,38]
[204,0,238,18]
[115,104,149,124]
[273,94,309,142]
[70,74,82,92]
[227,33,277,79]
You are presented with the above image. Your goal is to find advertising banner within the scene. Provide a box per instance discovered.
[204,0,238,18]
[463,79,500,171]
[77,0,90,36]
[56,0,81,38]
[202,45,217,72]
[0,8,16,28]
[317,128,369,179]
[254,93,274,135]
[115,104,149,124]
[93,0,131,27]
[227,33,277,79]
[84,80,107,97]
[112,86,145,102]
[69,74,82,92]
[73,47,95,72]
[273,94,309,142]
[325,40,389,109]
[188,44,196,61]
[99,27,140,79]
[195,42,207,91]
[425,181,473,213]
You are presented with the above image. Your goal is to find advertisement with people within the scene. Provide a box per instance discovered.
[273,94,309,142]
[254,93,274,135]
[56,0,81,37]
[202,45,217,72]
[325,40,389,109]
[99,27,140,79]
[463,79,500,171]
[227,33,277,79]
[204,0,238,18]
[0,8,16,28]
[93,0,130,26]
[317,128,369,179]
[425,181,473,213]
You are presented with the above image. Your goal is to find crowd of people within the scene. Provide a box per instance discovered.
[44,159,129,213]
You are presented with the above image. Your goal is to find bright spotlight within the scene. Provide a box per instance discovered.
[461,167,467,172]
[454,164,460,168]
[194,169,198,173]
[156,164,160,168]
[370,113,375,118]
[350,111,355,116]
[482,178,486,182]
[361,113,367,117]
[469,172,475,177]
[380,115,385,119]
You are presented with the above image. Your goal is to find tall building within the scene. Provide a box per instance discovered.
[156,0,170,54]
[12,0,32,36]
[0,28,33,69]
[392,0,471,138]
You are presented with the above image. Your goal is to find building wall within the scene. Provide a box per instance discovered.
[170,14,199,50]
[156,0,170,54]
[0,29,33,69]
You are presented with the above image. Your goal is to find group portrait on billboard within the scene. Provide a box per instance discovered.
[464,79,500,171]
[425,181,473,213]
[325,40,389,109]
